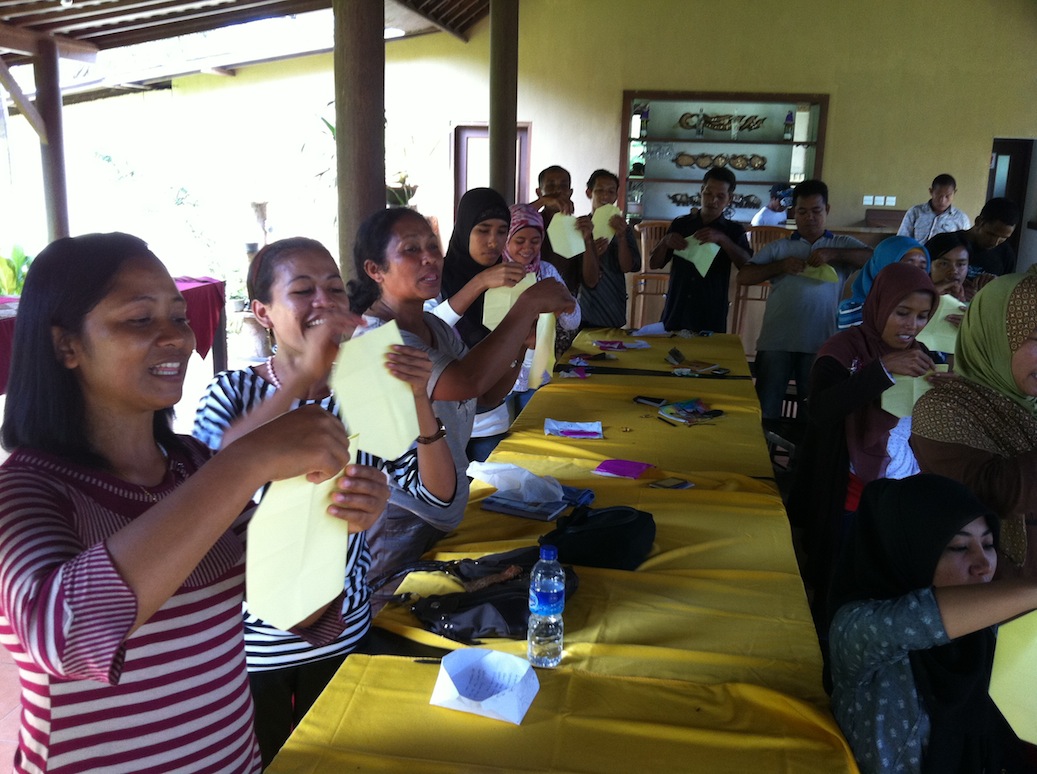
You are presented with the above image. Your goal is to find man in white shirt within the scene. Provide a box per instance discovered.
[751,183,792,227]
[897,173,971,242]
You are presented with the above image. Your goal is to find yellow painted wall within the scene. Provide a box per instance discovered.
[383,0,1037,230]
[5,0,1035,268]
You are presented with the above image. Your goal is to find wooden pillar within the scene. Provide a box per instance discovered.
[33,37,69,241]
[333,0,384,281]
[489,0,518,204]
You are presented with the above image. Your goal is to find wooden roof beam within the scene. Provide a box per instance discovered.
[0,21,97,62]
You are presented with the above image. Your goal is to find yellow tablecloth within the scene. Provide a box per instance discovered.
[268,329,857,773]
[272,657,854,774]
[498,375,774,480]
[566,328,752,377]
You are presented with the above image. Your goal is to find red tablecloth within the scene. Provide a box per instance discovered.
[0,278,225,395]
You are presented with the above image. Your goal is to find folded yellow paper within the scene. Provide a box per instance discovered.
[483,273,536,330]
[673,239,721,277]
[546,214,586,258]
[333,319,419,460]
[246,475,350,631]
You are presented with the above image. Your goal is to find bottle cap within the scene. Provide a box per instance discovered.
[540,545,558,561]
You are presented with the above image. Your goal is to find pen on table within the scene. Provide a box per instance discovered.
[658,415,680,427]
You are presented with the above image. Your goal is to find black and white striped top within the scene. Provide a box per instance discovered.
[192,368,448,671]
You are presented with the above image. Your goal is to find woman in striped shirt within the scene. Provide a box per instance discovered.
[193,237,455,766]
[0,233,389,773]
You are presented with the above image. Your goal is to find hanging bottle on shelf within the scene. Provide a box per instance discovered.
[783,110,794,141]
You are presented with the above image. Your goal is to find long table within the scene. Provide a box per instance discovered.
[269,332,856,773]
[0,277,226,394]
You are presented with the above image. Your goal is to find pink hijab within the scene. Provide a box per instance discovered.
[502,203,543,276]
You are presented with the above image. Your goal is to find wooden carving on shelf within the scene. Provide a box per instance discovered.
[678,113,766,132]
[672,152,767,171]
[667,192,762,209]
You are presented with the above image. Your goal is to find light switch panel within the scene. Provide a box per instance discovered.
[863,195,874,205]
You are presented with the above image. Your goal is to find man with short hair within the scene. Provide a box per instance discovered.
[738,179,872,419]
[897,173,971,242]
[578,169,641,328]
[530,165,599,296]
[649,167,751,333]
[960,197,1020,276]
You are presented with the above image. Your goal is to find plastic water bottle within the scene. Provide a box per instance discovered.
[527,545,565,668]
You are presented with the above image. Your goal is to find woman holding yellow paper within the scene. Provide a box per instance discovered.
[912,272,1037,578]
[347,207,575,600]
[501,203,580,420]
[829,474,1029,774]
[789,263,937,624]
[193,237,454,766]
[0,233,389,772]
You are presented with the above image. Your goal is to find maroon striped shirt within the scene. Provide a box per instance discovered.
[0,439,266,773]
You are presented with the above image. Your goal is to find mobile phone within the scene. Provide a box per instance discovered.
[697,330,714,337]
[712,367,730,376]
[634,395,667,407]
[649,477,694,489]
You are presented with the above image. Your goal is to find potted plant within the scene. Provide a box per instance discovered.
[386,171,418,207]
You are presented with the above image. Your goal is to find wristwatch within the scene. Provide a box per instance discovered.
[416,417,447,445]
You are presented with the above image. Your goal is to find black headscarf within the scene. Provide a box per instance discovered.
[442,187,510,348]
[830,474,1018,774]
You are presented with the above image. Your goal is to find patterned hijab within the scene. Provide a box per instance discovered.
[502,203,543,276]
[956,272,1037,416]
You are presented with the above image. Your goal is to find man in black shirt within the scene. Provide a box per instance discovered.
[956,197,1020,299]
[649,167,751,332]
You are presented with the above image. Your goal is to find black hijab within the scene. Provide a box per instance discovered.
[442,187,510,348]
[830,474,1018,774]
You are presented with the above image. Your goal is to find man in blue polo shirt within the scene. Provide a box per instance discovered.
[738,179,872,419]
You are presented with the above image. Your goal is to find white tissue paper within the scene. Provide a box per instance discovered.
[430,649,540,725]
[466,461,564,501]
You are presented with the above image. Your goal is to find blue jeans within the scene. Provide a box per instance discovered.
[754,350,815,419]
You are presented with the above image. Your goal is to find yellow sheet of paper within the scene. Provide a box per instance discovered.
[917,294,966,353]
[880,365,949,418]
[673,239,721,277]
[799,264,839,283]
[592,204,623,241]
[528,313,556,389]
[332,320,419,461]
[482,272,536,330]
[990,609,1037,744]
[246,475,351,631]
[547,213,587,258]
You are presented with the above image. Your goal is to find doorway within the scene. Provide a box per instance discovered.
[987,138,1032,256]
[452,124,530,213]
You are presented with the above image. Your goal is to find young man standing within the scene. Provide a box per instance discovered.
[578,169,641,328]
[649,167,751,333]
[897,173,971,242]
[738,179,872,419]
[531,165,599,297]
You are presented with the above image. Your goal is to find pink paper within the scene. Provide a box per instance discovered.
[592,459,654,479]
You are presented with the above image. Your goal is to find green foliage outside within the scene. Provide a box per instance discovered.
[0,247,32,296]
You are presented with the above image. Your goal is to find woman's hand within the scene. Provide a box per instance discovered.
[881,349,935,377]
[515,277,577,317]
[328,465,389,533]
[478,262,526,290]
[235,404,353,484]
[385,344,434,398]
[295,308,362,389]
